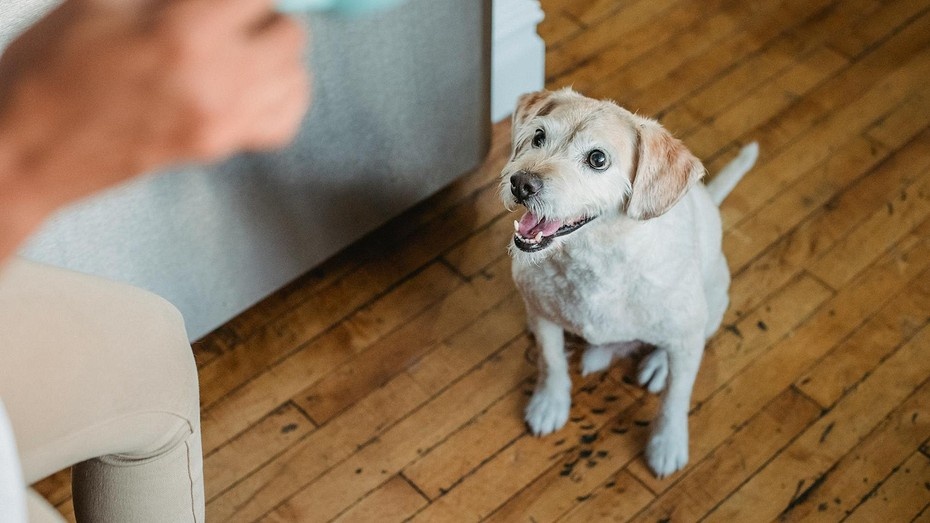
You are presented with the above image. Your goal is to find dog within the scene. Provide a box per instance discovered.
[500,88,758,478]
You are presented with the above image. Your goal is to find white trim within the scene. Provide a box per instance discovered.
[491,0,546,122]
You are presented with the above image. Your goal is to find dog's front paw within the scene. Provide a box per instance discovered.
[645,424,689,478]
[581,345,614,376]
[638,348,668,394]
[525,385,571,436]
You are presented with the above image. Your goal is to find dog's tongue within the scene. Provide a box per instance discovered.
[518,212,562,237]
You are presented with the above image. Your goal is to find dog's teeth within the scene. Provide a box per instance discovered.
[535,232,543,242]
[514,220,520,233]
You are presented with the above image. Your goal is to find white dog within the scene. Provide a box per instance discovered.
[500,88,758,478]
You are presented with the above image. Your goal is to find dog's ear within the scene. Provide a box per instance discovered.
[513,90,555,125]
[625,117,705,220]
[511,90,557,142]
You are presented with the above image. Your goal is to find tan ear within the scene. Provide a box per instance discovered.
[626,118,705,220]
[511,90,559,148]
[513,90,554,126]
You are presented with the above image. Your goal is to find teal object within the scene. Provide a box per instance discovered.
[276,0,408,15]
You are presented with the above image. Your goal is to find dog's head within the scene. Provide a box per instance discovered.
[500,88,705,257]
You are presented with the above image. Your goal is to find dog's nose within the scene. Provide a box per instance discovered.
[510,171,543,202]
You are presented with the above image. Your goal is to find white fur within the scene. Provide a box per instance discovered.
[503,89,757,478]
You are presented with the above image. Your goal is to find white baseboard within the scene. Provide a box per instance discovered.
[491,0,546,122]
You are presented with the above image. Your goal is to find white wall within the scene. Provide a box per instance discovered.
[491,0,546,122]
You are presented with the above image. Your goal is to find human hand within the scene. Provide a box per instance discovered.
[0,0,311,210]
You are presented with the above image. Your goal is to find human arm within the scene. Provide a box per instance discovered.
[0,0,311,261]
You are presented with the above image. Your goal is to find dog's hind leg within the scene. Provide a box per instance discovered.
[637,347,668,394]
[582,340,644,376]
[525,314,572,436]
[580,345,614,376]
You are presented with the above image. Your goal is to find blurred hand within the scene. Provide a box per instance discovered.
[0,0,311,208]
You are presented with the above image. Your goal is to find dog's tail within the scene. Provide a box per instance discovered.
[706,142,759,206]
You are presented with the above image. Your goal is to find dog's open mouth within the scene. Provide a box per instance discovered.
[513,212,595,252]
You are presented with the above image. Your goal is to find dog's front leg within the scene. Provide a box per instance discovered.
[646,336,703,478]
[525,313,571,436]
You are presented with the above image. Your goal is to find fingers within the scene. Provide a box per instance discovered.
[237,14,310,148]
[223,0,280,28]
[239,61,311,150]
[153,0,310,157]
[159,0,280,34]
[256,83,310,149]
[250,13,307,52]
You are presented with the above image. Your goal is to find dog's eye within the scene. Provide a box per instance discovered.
[587,149,609,170]
[532,129,545,148]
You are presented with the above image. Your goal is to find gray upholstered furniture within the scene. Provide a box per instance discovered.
[1,0,491,338]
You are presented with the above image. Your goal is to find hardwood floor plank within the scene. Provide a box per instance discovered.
[55,499,75,523]
[197,259,456,409]
[206,292,530,521]
[705,7,930,168]
[556,470,655,523]
[576,0,786,97]
[684,46,848,159]
[325,475,428,523]
[717,42,930,232]
[723,136,890,271]
[204,402,314,501]
[692,275,832,403]
[465,378,644,523]
[805,170,930,289]
[796,266,930,409]
[560,0,639,27]
[678,0,881,125]
[845,450,930,523]
[703,326,930,521]
[442,212,513,278]
[700,306,930,521]
[412,390,659,523]
[30,469,70,509]
[755,131,930,285]
[725,124,930,273]
[915,506,930,523]
[624,388,821,523]
[207,371,431,521]
[258,337,536,523]
[401,386,532,500]
[722,236,806,326]
[827,0,930,58]
[397,292,525,393]
[538,10,584,50]
[625,227,930,493]
[865,93,930,148]
[587,0,833,112]
[779,378,930,521]
[545,0,693,82]
[292,256,515,424]
[204,286,524,516]
[200,262,463,453]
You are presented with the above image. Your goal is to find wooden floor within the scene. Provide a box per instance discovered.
[38,0,930,520]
